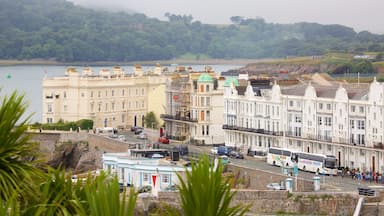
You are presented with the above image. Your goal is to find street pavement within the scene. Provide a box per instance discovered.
[106,131,379,193]
[176,143,380,193]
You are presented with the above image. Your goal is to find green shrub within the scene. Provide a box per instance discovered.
[35,119,94,131]
[77,119,93,130]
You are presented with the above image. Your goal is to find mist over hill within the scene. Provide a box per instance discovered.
[1,0,384,62]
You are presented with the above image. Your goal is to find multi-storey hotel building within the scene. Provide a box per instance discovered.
[42,65,166,129]
[161,66,225,145]
[223,74,384,173]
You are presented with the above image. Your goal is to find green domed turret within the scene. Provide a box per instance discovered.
[224,77,239,87]
[197,74,213,82]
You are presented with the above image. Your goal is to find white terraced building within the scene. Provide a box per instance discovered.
[223,74,384,173]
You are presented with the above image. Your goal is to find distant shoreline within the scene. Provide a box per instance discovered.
[0,59,262,67]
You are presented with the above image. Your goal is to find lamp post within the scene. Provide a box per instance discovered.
[138,192,152,216]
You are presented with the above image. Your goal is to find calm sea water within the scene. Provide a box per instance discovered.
[0,64,243,123]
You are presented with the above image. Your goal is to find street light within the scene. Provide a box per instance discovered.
[138,192,152,216]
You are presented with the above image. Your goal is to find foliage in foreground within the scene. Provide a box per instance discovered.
[2,168,137,216]
[0,90,136,215]
[169,156,249,216]
[0,91,42,201]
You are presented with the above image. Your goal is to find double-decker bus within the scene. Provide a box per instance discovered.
[267,147,338,176]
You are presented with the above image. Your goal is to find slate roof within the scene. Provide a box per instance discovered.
[280,83,370,100]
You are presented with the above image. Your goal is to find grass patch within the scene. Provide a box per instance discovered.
[334,76,374,83]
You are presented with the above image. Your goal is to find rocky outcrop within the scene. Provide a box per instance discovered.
[47,141,103,173]
[30,132,104,174]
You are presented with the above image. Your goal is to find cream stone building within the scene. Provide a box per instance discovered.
[161,66,225,145]
[224,74,384,173]
[42,65,166,129]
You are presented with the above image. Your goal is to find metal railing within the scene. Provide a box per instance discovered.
[160,114,198,123]
[222,125,283,136]
[353,197,364,216]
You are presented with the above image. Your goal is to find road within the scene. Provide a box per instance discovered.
[106,131,378,193]
[177,143,379,193]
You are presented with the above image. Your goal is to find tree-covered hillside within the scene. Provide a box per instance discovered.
[1,0,384,62]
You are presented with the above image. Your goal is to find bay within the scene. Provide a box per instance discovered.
[0,64,243,123]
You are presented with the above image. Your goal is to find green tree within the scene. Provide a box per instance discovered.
[170,156,249,216]
[0,91,42,201]
[144,111,159,129]
[352,60,375,73]
[376,53,384,61]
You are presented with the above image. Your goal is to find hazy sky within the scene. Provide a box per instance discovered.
[70,0,384,34]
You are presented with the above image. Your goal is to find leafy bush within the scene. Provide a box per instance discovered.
[32,119,94,131]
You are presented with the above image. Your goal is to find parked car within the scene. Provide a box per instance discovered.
[217,146,233,156]
[137,133,148,139]
[130,126,143,132]
[210,147,218,155]
[108,134,118,139]
[134,128,144,134]
[138,185,152,193]
[118,135,126,142]
[229,151,244,159]
[266,182,284,190]
[164,184,177,191]
[219,155,230,165]
[131,126,144,134]
[158,136,170,144]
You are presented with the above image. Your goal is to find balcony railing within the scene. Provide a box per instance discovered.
[374,142,384,149]
[222,125,354,146]
[222,125,283,136]
[160,114,198,123]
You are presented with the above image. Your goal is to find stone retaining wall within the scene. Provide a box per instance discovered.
[158,190,358,215]
[227,164,313,191]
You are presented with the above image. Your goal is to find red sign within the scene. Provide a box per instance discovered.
[152,175,157,187]
[173,95,178,101]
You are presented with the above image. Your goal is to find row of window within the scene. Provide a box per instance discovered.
[59,88,146,99]
[143,173,169,184]
[48,101,146,113]
[225,101,280,117]
[92,101,145,112]
[350,120,365,130]
[289,101,367,114]
[191,96,211,107]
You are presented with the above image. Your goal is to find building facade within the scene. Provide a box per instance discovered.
[161,66,225,145]
[223,76,384,173]
[102,152,189,194]
[42,65,166,129]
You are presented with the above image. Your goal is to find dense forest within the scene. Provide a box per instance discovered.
[1,0,384,62]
